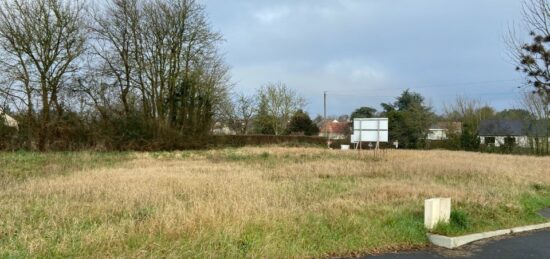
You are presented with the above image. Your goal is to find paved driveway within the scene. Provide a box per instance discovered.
[365,229,550,259]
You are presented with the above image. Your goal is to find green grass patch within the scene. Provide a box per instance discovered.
[0,151,132,184]
[433,187,550,236]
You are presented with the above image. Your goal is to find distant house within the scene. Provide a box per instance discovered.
[478,119,549,148]
[0,108,18,130]
[211,122,236,135]
[319,120,351,140]
[427,122,462,140]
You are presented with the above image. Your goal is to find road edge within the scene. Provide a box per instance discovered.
[427,222,550,249]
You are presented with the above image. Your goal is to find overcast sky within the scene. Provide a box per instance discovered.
[202,0,527,116]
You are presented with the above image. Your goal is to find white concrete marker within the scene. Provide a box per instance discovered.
[425,198,440,230]
[439,198,451,224]
[424,198,451,230]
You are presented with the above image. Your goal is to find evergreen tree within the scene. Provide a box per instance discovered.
[381,90,435,148]
[350,107,377,119]
[285,110,319,136]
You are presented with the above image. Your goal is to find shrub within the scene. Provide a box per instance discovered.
[285,110,319,136]
[450,210,469,230]
[0,119,18,150]
[432,210,470,235]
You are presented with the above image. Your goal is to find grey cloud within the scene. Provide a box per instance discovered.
[203,0,526,116]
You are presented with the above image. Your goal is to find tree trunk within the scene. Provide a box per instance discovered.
[39,78,50,151]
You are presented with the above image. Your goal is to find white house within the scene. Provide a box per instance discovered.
[211,122,236,135]
[478,119,548,148]
[0,108,18,130]
[427,122,462,140]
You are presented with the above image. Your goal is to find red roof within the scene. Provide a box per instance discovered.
[320,121,350,135]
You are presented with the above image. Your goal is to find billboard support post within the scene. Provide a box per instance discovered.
[359,120,362,150]
[376,119,380,150]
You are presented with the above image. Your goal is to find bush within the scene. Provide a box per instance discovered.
[208,135,339,148]
[0,120,18,150]
[450,210,469,230]
[285,110,319,136]
[433,210,470,235]
[460,127,480,151]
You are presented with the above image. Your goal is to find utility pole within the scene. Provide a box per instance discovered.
[324,91,327,121]
[324,91,329,148]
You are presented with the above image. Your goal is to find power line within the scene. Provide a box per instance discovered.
[328,90,525,98]
[409,79,523,89]
[326,85,528,99]
[325,79,524,94]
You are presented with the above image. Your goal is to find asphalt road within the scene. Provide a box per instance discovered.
[365,229,550,259]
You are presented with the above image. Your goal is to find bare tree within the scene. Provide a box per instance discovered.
[521,91,550,153]
[89,0,141,116]
[235,93,256,134]
[443,96,489,126]
[88,0,229,136]
[0,0,87,150]
[522,91,549,119]
[76,59,118,121]
[255,82,305,135]
[218,92,256,134]
[443,96,497,149]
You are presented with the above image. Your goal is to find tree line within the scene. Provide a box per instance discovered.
[219,82,315,136]
[0,0,230,150]
[349,90,550,153]
[2,0,550,153]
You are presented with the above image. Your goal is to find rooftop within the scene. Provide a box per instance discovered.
[320,121,350,135]
[478,119,549,137]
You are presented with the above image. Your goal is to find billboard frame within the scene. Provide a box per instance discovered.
[351,118,389,149]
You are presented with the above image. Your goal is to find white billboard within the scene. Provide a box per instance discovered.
[351,118,389,143]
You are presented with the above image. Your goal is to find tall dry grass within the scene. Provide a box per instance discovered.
[1,148,549,258]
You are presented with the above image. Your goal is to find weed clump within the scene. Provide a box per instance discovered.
[450,210,469,230]
[432,210,470,235]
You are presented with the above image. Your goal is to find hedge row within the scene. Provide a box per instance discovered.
[0,126,353,151]
[207,135,349,149]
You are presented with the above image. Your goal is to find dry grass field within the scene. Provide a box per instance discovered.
[1,147,550,258]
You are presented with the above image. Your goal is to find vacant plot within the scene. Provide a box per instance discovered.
[1,148,549,258]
